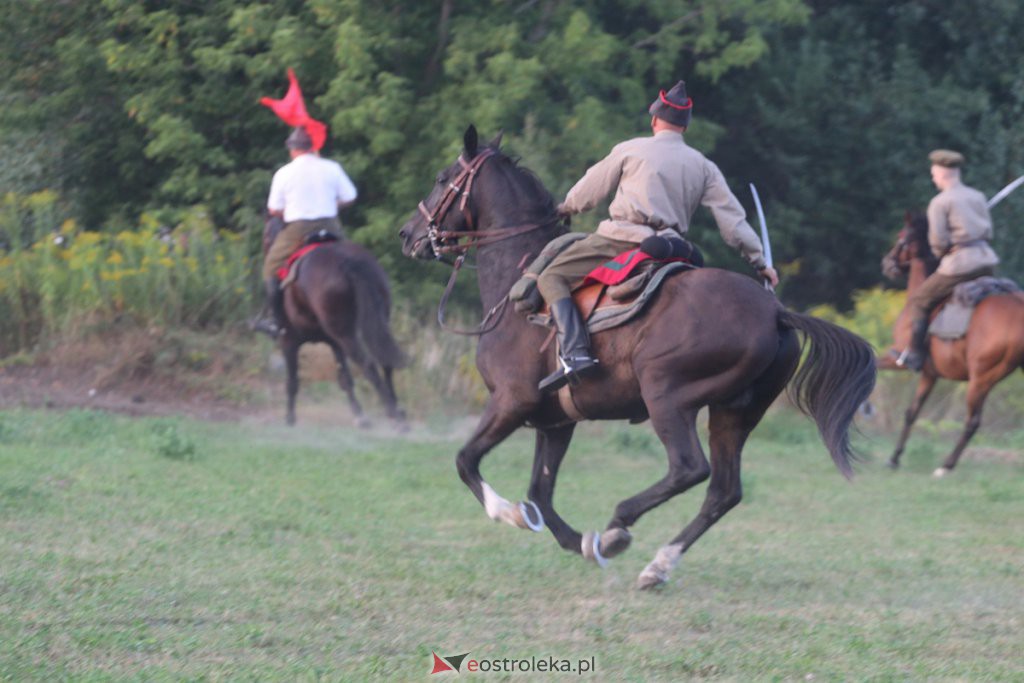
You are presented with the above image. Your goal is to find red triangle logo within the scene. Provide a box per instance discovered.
[430,652,455,674]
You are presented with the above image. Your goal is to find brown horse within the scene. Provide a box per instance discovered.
[398,126,875,590]
[879,212,1024,476]
[263,216,406,427]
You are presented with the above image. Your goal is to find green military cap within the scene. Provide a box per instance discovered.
[928,149,965,168]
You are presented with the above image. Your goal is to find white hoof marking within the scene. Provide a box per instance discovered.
[481,482,507,521]
[933,467,949,478]
[581,531,608,568]
[637,543,684,589]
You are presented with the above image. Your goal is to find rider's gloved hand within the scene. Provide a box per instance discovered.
[760,266,779,288]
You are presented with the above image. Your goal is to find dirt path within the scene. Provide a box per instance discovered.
[0,364,254,421]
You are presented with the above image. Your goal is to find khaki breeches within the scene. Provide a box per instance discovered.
[907,266,995,322]
[262,217,343,280]
[536,234,637,302]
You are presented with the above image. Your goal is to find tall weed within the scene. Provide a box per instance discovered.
[0,192,256,354]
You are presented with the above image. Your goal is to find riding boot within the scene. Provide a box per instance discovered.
[538,298,600,393]
[897,318,930,371]
[250,277,287,338]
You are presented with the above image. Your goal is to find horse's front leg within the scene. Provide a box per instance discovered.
[525,424,588,554]
[457,396,536,530]
[890,372,936,468]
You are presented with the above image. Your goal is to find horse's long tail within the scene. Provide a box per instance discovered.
[777,310,876,478]
[345,257,408,370]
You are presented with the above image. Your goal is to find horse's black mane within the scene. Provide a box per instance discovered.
[487,145,557,215]
[907,210,939,272]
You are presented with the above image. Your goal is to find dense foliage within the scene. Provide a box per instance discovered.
[2,0,1022,317]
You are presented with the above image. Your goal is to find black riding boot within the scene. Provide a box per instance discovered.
[250,277,287,338]
[538,298,600,393]
[897,318,930,371]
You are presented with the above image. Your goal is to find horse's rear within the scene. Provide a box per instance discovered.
[942,292,1024,378]
[280,242,406,426]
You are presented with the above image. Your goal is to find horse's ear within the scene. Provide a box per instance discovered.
[463,125,478,159]
[489,130,504,149]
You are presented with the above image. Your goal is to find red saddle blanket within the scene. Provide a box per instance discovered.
[277,242,329,281]
[583,248,690,286]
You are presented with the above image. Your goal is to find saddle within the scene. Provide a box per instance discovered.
[510,234,701,334]
[277,230,340,287]
[928,276,1020,339]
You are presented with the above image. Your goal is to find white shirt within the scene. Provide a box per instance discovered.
[267,153,357,223]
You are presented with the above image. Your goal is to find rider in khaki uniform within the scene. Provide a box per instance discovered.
[897,149,999,371]
[536,80,778,392]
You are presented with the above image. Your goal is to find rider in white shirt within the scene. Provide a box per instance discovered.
[252,126,357,337]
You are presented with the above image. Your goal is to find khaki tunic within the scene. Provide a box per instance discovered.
[927,181,998,276]
[561,130,766,270]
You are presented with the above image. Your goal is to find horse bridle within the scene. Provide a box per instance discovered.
[415,148,559,335]
[417,148,554,257]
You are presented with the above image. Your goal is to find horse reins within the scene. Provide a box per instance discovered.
[418,148,558,336]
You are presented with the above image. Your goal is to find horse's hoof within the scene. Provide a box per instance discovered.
[932,467,950,478]
[581,531,608,568]
[599,528,632,558]
[636,570,667,590]
[356,416,372,429]
[517,501,544,532]
[887,459,900,470]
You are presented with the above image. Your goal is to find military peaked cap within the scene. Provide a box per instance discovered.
[929,149,965,168]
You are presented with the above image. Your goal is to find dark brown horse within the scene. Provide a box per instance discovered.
[398,127,875,590]
[879,212,1024,476]
[263,216,406,427]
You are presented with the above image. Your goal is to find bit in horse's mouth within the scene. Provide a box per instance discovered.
[410,236,433,260]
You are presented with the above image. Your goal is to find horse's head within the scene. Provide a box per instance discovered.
[881,211,933,281]
[400,125,507,260]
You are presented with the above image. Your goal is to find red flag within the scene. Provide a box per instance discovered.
[260,68,327,151]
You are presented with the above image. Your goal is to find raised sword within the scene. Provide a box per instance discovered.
[749,183,774,292]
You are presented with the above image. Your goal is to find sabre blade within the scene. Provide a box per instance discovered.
[749,183,773,269]
[749,183,774,292]
[988,174,1024,209]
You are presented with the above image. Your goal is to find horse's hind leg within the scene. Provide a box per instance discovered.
[381,366,406,423]
[281,339,300,426]
[934,371,1000,477]
[327,342,369,428]
[889,372,937,469]
[335,334,399,418]
[591,405,708,570]
[636,404,752,589]
[636,331,798,589]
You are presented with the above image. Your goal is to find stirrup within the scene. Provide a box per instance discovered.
[538,355,599,393]
[249,317,285,339]
[895,348,924,371]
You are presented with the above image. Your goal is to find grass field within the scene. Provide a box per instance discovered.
[0,404,1022,681]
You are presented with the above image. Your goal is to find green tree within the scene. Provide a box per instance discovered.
[709,1,1024,308]
[2,0,809,306]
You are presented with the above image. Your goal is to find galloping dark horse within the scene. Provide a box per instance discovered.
[263,216,406,427]
[399,127,875,590]
[879,212,1024,476]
